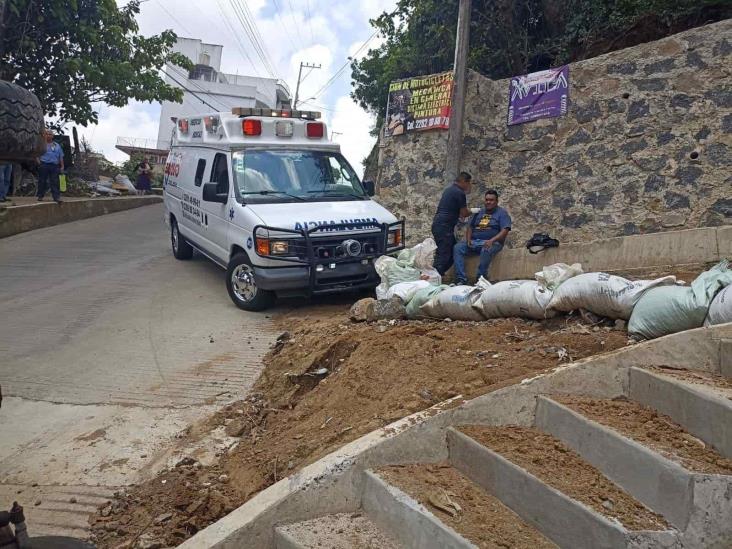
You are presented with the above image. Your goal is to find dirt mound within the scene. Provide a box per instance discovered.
[91,309,627,548]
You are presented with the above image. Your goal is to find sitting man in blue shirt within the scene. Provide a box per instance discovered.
[453,189,511,284]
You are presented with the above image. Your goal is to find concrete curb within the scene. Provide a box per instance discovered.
[447,428,640,548]
[362,470,475,549]
[628,367,732,458]
[458,225,731,282]
[0,196,162,238]
[535,396,693,529]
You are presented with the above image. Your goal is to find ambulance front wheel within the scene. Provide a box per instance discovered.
[226,254,275,311]
[171,218,193,260]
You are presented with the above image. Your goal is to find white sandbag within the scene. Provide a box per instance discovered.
[411,237,438,270]
[629,260,732,339]
[406,284,448,319]
[547,273,676,320]
[386,280,432,303]
[420,285,486,321]
[535,263,583,291]
[704,285,732,326]
[114,174,137,192]
[473,280,554,320]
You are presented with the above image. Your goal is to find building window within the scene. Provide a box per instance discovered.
[194,159,207,187]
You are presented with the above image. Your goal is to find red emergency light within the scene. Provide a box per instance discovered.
[306,122,324,139]
[242,119,262,136]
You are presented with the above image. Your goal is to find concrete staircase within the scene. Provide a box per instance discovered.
[271,364,732,548]
[180,327,732,549]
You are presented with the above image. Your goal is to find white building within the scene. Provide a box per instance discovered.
[116,37,291,170]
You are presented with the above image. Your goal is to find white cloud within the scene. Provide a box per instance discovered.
[92,0,397,173]
[82,102,160,164]
[330,96,376,178]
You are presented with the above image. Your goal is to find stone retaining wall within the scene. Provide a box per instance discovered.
[376,20,732,246]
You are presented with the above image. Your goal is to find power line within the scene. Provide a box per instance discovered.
[271,0,300,53]
[228,0,278,78]
[286,0,307,50]
[305,0,314,43]
[215,0,263,77]
[310,32,377,100]
[154,0,193,36]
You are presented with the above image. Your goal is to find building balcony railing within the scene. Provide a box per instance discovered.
[115,137,171,151]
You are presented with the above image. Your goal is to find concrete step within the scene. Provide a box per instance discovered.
[447,427,678,549]
[628,367,732,458]
[361,470,474,549]
[535,396,698,529]
[721,339,732,378]
[370,463,557,549]
[274,512,402,549]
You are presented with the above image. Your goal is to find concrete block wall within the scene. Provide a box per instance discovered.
[375,20,732,246]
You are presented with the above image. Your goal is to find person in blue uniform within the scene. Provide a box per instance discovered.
[37,130,64,204]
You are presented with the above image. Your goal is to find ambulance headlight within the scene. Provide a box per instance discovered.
[270,241,290,255]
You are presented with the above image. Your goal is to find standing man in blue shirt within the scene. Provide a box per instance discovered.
[431,171,473,276]
[37,129,64,204]
[453,189,511,284]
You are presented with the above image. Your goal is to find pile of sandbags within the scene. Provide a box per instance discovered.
[375,238,441,300]
[547,273,677,320]
[475,280,555,320]
[629,260,732,339]
[366,245,732,339]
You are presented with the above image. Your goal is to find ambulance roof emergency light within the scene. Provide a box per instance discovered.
[232,107,321,120]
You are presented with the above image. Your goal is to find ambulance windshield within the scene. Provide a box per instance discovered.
[232,150,366,202]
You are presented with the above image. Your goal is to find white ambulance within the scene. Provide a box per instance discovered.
[163,108,405,311]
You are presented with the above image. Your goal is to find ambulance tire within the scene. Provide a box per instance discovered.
[171,218,193,260]
[226,254,275,311]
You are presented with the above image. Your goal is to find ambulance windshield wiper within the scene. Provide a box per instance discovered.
[306,190,361,198]
[240,190,306,201]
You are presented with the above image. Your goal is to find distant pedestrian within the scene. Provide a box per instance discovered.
[0,163,12,202]
[37,130,64,204]
[431,171,473,276]
[135,158,152,195]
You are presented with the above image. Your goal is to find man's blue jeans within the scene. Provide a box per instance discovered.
[0,163,11,200]
[453,240,504,282]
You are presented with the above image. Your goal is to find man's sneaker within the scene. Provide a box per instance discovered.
[37,197,43,201]
[455,278,468,286]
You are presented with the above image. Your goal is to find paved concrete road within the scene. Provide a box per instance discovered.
[0,204,275,537]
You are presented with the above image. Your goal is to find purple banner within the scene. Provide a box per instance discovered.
[507,66,569,126]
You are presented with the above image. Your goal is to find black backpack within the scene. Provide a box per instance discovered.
[526,233,559,254]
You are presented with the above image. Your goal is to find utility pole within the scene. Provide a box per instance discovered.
[444,0,471,183]
[293,62,321,109]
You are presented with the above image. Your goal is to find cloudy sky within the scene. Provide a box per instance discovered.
[84,0,396,175]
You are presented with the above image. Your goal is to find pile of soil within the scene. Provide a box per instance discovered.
[378,463,557,548]
[460,425,668,531]
[557,395,732,474]
[91,309,627,548]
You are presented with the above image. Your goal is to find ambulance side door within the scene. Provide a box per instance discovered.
[199,151,232,263]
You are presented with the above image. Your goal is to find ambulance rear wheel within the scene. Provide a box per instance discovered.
[226,254,275,311]
[171,218,193,260]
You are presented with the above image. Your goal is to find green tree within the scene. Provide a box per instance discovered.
[0,0,192,126]
[351,0,731,132]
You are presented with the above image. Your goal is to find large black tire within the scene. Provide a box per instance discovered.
[171,218,193,260]
[226,253,275,311]
[0,80,45,162]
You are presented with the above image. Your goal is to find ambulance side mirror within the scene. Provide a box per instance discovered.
[202,182,227,204]
[363,180,375,197]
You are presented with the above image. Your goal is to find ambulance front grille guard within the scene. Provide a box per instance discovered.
[252,220,406,292]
